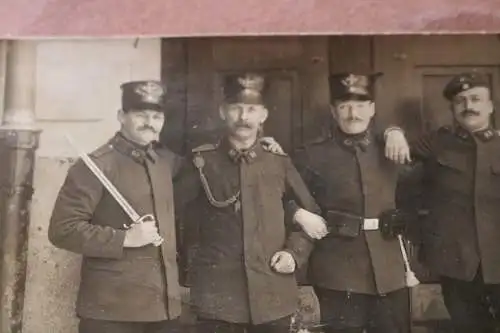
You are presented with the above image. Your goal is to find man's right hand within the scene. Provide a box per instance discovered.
[123,221,162,248]
[384,128,412,164]
[293,208,328,240]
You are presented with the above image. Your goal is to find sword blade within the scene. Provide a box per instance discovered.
[64,134,140,222]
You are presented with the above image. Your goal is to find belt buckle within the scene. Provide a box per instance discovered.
[363,218,379,231]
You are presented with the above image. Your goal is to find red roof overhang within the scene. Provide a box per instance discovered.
[1,0,500,38]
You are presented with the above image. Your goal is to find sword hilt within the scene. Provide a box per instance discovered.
[136,214,156,224]
[122,214,164,246]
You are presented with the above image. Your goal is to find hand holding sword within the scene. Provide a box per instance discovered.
[122,217,163,248]
[64,134,164,247]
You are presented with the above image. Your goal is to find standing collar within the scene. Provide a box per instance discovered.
[454,125,498,143]
[221,137,263,164]
[332,126,372,151]
[109,132,158,163]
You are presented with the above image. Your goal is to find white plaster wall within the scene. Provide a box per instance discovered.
[23,38,162,333]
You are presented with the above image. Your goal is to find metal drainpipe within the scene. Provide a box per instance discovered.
[0,40,41,333]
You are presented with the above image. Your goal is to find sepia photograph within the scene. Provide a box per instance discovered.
[0,1,500,333]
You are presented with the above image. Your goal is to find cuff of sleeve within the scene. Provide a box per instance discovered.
[383,126,404,140]
[283,249,298,265]
[114,229,127,250]
[284,234,314,269]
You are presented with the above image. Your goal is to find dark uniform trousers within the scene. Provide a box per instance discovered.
[195,315,292,333]
[440,268,500,333]
[79,318,183,333]
[314,288,409,333]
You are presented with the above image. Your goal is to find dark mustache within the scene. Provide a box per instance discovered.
[234,122,252,129]
[461,109,480,116]
[346,117,364,121]
[138,126,157,132]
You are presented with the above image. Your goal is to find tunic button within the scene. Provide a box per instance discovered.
[131,150,140,157]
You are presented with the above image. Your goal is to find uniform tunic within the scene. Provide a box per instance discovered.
[49,132,183,321]
[411,126,500,283]
[293,128,406,295]
[174,138,320,324]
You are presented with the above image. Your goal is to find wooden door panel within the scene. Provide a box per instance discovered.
[185,38,218,148]
[421,73,457,130]
[262,70,300,151]
[211,37,303,70]
[412,35,500,67]
[160,39,188,154]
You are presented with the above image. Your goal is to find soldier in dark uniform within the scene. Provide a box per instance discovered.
[292,73,410,333]
[48,81,184,333]
[174,72,325,333]
[385,72,500,333]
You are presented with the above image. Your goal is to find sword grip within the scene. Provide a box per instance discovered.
[123,214,164,247]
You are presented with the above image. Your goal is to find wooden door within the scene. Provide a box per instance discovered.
[374,35,500,330]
